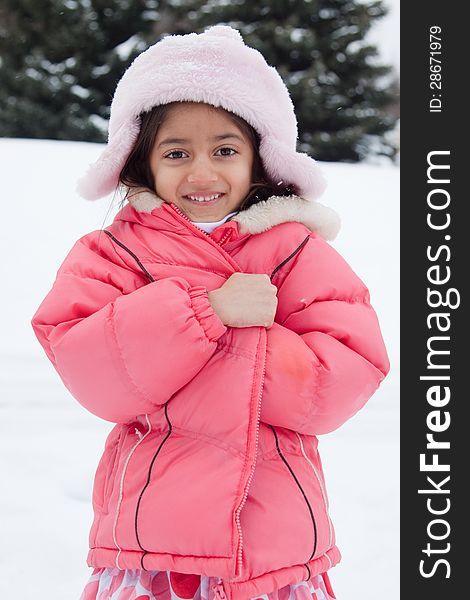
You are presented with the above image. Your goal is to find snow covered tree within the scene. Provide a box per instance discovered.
[0,0,155,141]
[164,0,398,162]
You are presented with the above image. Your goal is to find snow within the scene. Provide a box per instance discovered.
[0,138,399,599]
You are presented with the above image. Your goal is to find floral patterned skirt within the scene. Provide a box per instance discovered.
[79,568,336,600]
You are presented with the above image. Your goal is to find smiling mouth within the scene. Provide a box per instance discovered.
[183,193,225,203]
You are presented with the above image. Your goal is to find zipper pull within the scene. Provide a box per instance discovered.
[212,579,227,600]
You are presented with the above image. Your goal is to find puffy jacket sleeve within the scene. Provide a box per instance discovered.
[31,231,227,424]
[260,232,390,435]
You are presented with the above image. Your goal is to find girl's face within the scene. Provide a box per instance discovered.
[150,103,254,222]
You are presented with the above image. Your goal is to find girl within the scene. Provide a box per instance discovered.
[31,25,390,600]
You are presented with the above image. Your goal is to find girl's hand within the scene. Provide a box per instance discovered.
[207,273,278,328]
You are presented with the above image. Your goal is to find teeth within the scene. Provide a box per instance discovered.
[187,193,222,202]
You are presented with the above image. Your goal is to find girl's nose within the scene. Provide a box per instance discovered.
[187,159,218,184]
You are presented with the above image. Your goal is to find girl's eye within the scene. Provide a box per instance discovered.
[164,150,187,160]
[216,147,237,157]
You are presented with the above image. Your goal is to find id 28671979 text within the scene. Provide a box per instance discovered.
[429,26,443,113]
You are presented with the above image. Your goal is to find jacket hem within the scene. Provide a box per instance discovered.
[87,545,341,600]
[223,546,341,600]
[87,546,237,580]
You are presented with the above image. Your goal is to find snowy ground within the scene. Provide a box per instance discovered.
[0,138,399,599]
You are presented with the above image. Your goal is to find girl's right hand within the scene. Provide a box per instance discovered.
[207,272,278,328]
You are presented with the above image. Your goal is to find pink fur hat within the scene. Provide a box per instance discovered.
[77,24,328,201]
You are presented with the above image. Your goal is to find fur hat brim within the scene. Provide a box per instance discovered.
[77,25,328,203]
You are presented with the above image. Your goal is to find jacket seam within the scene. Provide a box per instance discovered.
[107,311,154,407]
[275,234,373,324]
[297,366,323,432]
[310,296,372,305]
[216,341,256,360]
[56,271,130,295]
[270,233,311,281]
[269,425,318,560]
[258,447,310,460]
[141,258,231,279]
[170,425,245,460]
[298,350,386,432]
[270,233,311,284]
[94,230,150,282]
[89,546,232,559]
[280,297,372,327]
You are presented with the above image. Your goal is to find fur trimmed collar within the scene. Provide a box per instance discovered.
[126,187,341,241]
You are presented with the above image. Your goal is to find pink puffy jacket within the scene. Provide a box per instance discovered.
[31,190,390,600]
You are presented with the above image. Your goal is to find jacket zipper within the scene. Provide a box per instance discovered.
[169,203,268,586]
[295,432,334,550]
[233,327,267,580]
[169,203,239,262]
[212,578,228,600]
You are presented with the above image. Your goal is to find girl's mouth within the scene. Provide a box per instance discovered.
[183,193,225,205]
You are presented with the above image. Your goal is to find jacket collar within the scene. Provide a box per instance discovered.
[125,187,341,241]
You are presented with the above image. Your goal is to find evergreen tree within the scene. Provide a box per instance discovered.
[163,0,398,162]
[0,0,398,162]
[0,0,155,141]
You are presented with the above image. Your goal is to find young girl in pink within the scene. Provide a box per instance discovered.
[31,25,390,600]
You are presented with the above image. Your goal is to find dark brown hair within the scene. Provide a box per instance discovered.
[118,101,296,212]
